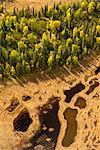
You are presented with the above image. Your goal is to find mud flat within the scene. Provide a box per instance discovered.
[0,56,100,150]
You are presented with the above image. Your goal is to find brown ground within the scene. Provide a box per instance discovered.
[3,0,78,10]
[0,1,99,150]
[0,54,100,150]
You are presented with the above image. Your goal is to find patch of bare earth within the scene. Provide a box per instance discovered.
[0,55,100,150]
[3,0,78,10]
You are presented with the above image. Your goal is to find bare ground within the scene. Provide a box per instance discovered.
[3,0,78,10]
[0,1,99,150]
[0,54,100,150]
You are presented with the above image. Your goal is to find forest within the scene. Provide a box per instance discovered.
[0,0,100,78]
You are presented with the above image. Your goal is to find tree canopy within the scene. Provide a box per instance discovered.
[0,0,99,78]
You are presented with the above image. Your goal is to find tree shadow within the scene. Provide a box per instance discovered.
[22,52,99,85]
[1,51,99,86]
[71,50,100,77]
[20,66,71,85]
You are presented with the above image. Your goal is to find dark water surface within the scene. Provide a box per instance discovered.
[64,83,85,103]
[13,108,33,132]
[23,96,60,150]
[86,82,99,95]
[95,67,100,75]
[62,108,78,147]
[74,97,86,109]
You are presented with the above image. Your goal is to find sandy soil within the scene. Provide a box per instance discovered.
[3,0,78,10]
[0,1,99,149]
[0,54,100,150]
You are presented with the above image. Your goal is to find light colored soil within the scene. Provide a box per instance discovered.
[0,1,99,149]
[0,55,100,150]
[3,0,78,10]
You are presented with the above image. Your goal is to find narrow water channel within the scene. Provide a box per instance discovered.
[86,82,99,95]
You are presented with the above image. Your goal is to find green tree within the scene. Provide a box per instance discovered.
[82,46,88,56]
[5,62,10,76]
[74,8,83,20]
[72,56,78,65]
[66,38,73,47]
[0,20,3,30]
[1,47,8,61]
[88,2,95,14]
[66,8,71,29]
[10,50,20,66]
[71,44,80,56]
[96,25,100,35]
[27,33,37,44]
[23,26,29,36]
[18,41,26,53]
[49,20,61,31]
[48,51,54,68]
[81,1,88,10]
[20,17,27,31]
[15,62,22,76]
[73,27,78,39]
[0,4,3,13]
[5,16,12,29]
[25,62,31,74]
[96,37,100,50]
[10,66,16,77]
[56,54,60,63]
[66,56,72,66]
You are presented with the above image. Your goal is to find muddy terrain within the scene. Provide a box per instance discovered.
[0,55,100,150]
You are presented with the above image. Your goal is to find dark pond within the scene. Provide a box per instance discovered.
[74,97,86,109]
[13,108,33,132]
[64,83,85,103]
[23,96,60,150]
[7,97,19,112]
[95,67,100,75]
[86,82,99,95]
[22,95,31,101]
[62,107,78,147]
[89,78,97,84]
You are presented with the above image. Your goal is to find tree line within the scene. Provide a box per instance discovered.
[0,0,100,78]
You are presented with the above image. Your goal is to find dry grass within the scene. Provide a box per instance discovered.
[3,0,78,10]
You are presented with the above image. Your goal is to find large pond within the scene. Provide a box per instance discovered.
[23,96,60,150]
[62,107,78,147]
[64,83,85,103]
